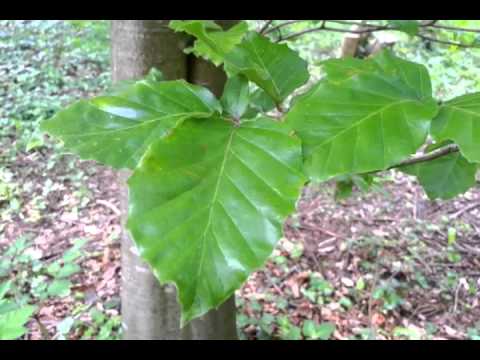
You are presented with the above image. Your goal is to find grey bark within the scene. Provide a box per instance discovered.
[112,20,238,340]
[340,24,370,58]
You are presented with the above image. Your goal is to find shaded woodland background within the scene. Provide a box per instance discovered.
[1,20,480,340]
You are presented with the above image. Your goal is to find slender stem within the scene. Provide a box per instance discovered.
[416,33,479,48]
[327,20,383,28]
[274,20,480,49]
[367,257,382,340]
[264,20,309,35]
[388,144,460,170]
[33,311,50,340]
[431,23,480,33]
[279,24,391,42]
[275,103,285,114]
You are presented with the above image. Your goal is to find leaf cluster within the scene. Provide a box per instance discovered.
[40,20,480,324]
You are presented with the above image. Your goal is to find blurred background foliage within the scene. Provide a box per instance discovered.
[1,20,480,340]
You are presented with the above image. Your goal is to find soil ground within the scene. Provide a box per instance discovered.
[2,147,479,339]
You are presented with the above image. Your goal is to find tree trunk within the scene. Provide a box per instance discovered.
[112,20,238,340]
[340,24,370,58]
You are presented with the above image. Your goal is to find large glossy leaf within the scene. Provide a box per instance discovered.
[431,92,480,163]
[285,50,439,182]
[41,79,221,169]
[127,116,305,324]
[402,151,477,200]
[169,20,248,66]
[224,32,310,104]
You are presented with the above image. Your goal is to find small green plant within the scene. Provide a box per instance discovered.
[445,227,462,263]
[0,280,37,340]
[372,279,406,312]
[0,236,87,339]
[277,316,302,340]
[393,326,421,340]
[302,320,335,340]
[301,275,335,305]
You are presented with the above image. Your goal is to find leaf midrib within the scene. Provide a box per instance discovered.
[194,127,237,300]
[311,99,413,152]
[54,111,208,138]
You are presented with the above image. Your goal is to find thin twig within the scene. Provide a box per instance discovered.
[97,199,121,216]
[275,103,285,114]
[452,281,463,313]
[388,144,460,170]
[297,224,340,238]
[33,312,50,340]
[421,20,439,27]
[259,20,274,35]
[450,202,480,219]
[278,21,391,42]
[327,20,383,28]
[431,23,480,33]
[367,257,382,340]
[273,20,480,49]
[361,144,460,177]
[416,33,479,48]
[264,20,309,35]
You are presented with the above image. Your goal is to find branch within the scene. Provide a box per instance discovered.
[272,20,480,48]
[416,33,479,48]
[278,23,390,42]
[388,144,460,170]
[327,20,384,28]
[263,20,309,35]
[431,23,480,33]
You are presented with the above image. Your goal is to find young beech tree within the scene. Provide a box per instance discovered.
[112,20,237,339]
[42,20,480,337]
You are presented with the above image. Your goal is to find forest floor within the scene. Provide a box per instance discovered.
[1,20,480,340]
[3,149,480,340]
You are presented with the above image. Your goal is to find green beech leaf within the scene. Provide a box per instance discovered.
[320,57,380,83]
[388,20,420,36]
[169,20,248,66]
[243,88,277,119]
[250,88,277,112]
[127,116,305,325]
[41,79,221,169]
[286,50,438,182]
[431,92,480,163]
[321,49,433,99]
[224,32,310,103]
[402,151,477,200]
[0,305,36,340]
[221,75,249,119]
